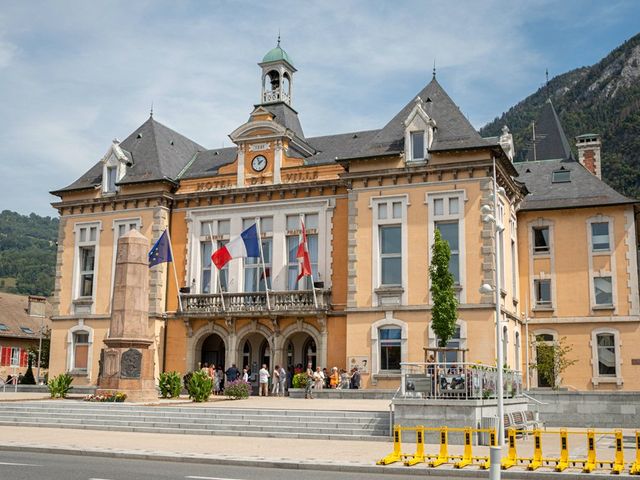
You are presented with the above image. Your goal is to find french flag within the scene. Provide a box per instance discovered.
[211,224,261,269]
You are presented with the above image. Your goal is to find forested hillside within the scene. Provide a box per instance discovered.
[481,33,640,199]
[0,210,58,297]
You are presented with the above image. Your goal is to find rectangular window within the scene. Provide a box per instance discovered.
[591,222,610,251]
[198,220,229,293]
[379,327,401,370]
[10,347,20,367]
[435,326,461,363]
[534,279,551,306]
[552,170,570,183]
[73,333,89,371]
[594,276,613,306]
[435,221,460,284]
[533,226,550,254]
[380,225,402,285]
[243,217,273,293]
[411,131,424,160]
[79,246,95,297]
[106,166,117,192]
[511,239,517,296]
[200,242,212,294]
[596,333,616,376]
[286,214,319,290]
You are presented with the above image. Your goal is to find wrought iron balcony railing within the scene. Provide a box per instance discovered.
[180,289,330,317]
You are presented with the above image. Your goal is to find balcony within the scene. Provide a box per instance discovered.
[180,289,330,317]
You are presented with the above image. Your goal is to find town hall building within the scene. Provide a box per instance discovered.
[49,42,639,391]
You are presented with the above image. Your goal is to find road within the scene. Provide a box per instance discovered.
[0,450,470,480]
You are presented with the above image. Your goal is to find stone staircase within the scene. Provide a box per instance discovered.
[0,402,391,442]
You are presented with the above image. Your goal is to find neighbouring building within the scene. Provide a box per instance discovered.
[0,293,51,381]
[48,43,640,391]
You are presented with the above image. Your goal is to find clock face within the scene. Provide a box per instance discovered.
[251,155,267,172]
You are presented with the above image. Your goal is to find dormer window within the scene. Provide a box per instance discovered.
[101,139,130,195]
[106,165,118,192]
[403,97,435,164]
[411,131,425,161]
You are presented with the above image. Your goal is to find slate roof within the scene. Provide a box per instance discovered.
[52,117,205,194]
[0,293,51,340]
[514,159,635,210]
[179,129,380,179]
[524,99,574,162]
[262,102,306,140]
[361,78,490,158]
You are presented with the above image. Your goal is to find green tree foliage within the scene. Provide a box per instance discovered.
[0,210,58,296]
[481,32,640,200]
[530,336,577,389]
[429,229,458,347]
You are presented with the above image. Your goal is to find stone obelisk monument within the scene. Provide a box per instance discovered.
[97,229,157,402]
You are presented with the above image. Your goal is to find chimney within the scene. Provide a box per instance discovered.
[576,133,601,178]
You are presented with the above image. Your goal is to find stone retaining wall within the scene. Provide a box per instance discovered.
[527,390,640,428]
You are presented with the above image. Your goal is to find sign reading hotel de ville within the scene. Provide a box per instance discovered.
[348,356,369,373]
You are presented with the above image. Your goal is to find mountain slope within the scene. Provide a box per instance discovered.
[481,33,640,199]
[0,210,58,297]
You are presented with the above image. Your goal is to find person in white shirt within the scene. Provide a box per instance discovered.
[313,366,324,390]
[258,364,270,396]
[242,367,249,382]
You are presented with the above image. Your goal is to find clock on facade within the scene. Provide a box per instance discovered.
[251,155,267,172]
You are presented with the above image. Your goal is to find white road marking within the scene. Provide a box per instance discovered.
[0,461,41,466]
[185,476,245,480]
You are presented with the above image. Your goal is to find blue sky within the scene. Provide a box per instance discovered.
[1,1,638,216]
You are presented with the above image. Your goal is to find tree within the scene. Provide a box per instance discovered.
[530,335,577,389]
[429,229,458,347]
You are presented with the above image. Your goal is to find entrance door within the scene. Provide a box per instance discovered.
[201,334,225,369]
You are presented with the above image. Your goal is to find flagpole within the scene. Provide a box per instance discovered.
[255,217,271,311]
[164,228,182,312]
[300,214,318,309]
[208,224,226,313]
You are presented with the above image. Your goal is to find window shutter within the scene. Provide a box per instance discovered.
[20,349,28,367]
[1,347,9,366]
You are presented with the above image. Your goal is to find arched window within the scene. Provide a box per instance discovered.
[260,339,271,369]
[514,331,521,372]
[67,323,94,375]
[502,326,509,368]
[590,328,622,386]
[303,337,316,369]
[286,340,294,368]
[242,341,251,370]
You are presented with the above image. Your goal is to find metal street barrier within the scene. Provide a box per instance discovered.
[378,424,640,474]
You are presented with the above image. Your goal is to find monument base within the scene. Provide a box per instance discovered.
[97,346,157,403]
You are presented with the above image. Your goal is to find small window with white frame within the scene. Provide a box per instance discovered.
[74,223,100,299]
[532,226,550,254]
[596,333,616,376]
[590,328,621,385]
[379,327,402,371]
[410,131,425,161]
[534,278,552,307]
[72,332,90,371]
[593,276,613,306]
[591,222,610,251]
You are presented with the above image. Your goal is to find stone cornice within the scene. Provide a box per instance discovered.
[52,191,175,216]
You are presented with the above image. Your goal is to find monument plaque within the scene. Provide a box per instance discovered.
[120,349,142,378]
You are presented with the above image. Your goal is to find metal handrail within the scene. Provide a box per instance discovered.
[522,392,548,405]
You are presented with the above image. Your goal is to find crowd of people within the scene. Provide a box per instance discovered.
[198,361,362,397]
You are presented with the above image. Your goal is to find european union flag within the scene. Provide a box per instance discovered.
[148,230,173,267]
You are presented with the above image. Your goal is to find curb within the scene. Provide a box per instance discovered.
[0,443,633,479]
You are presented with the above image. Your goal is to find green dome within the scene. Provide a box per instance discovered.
[262,46,294,66]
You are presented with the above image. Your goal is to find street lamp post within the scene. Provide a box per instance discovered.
[480,156,505,479]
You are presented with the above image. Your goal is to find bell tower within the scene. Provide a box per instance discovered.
[259,36,296,106]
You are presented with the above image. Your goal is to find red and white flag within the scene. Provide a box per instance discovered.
[296,219,312,281]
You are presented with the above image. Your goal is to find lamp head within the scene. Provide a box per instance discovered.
[479,284,494,295]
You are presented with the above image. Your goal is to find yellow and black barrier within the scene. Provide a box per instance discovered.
[377,425,496,469]
[378,424,640,474]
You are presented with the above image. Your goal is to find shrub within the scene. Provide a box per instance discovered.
[84,391,127,402]
[292,372,308,388]
[224,379,251,400]
[47,373,73,398]
[159,371,182,398]
[20,354,36,385]
[187,370,212,402]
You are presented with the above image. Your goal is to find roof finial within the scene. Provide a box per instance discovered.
[277,29,281,47]
[432,59,436,79]
[150,101,154,118]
